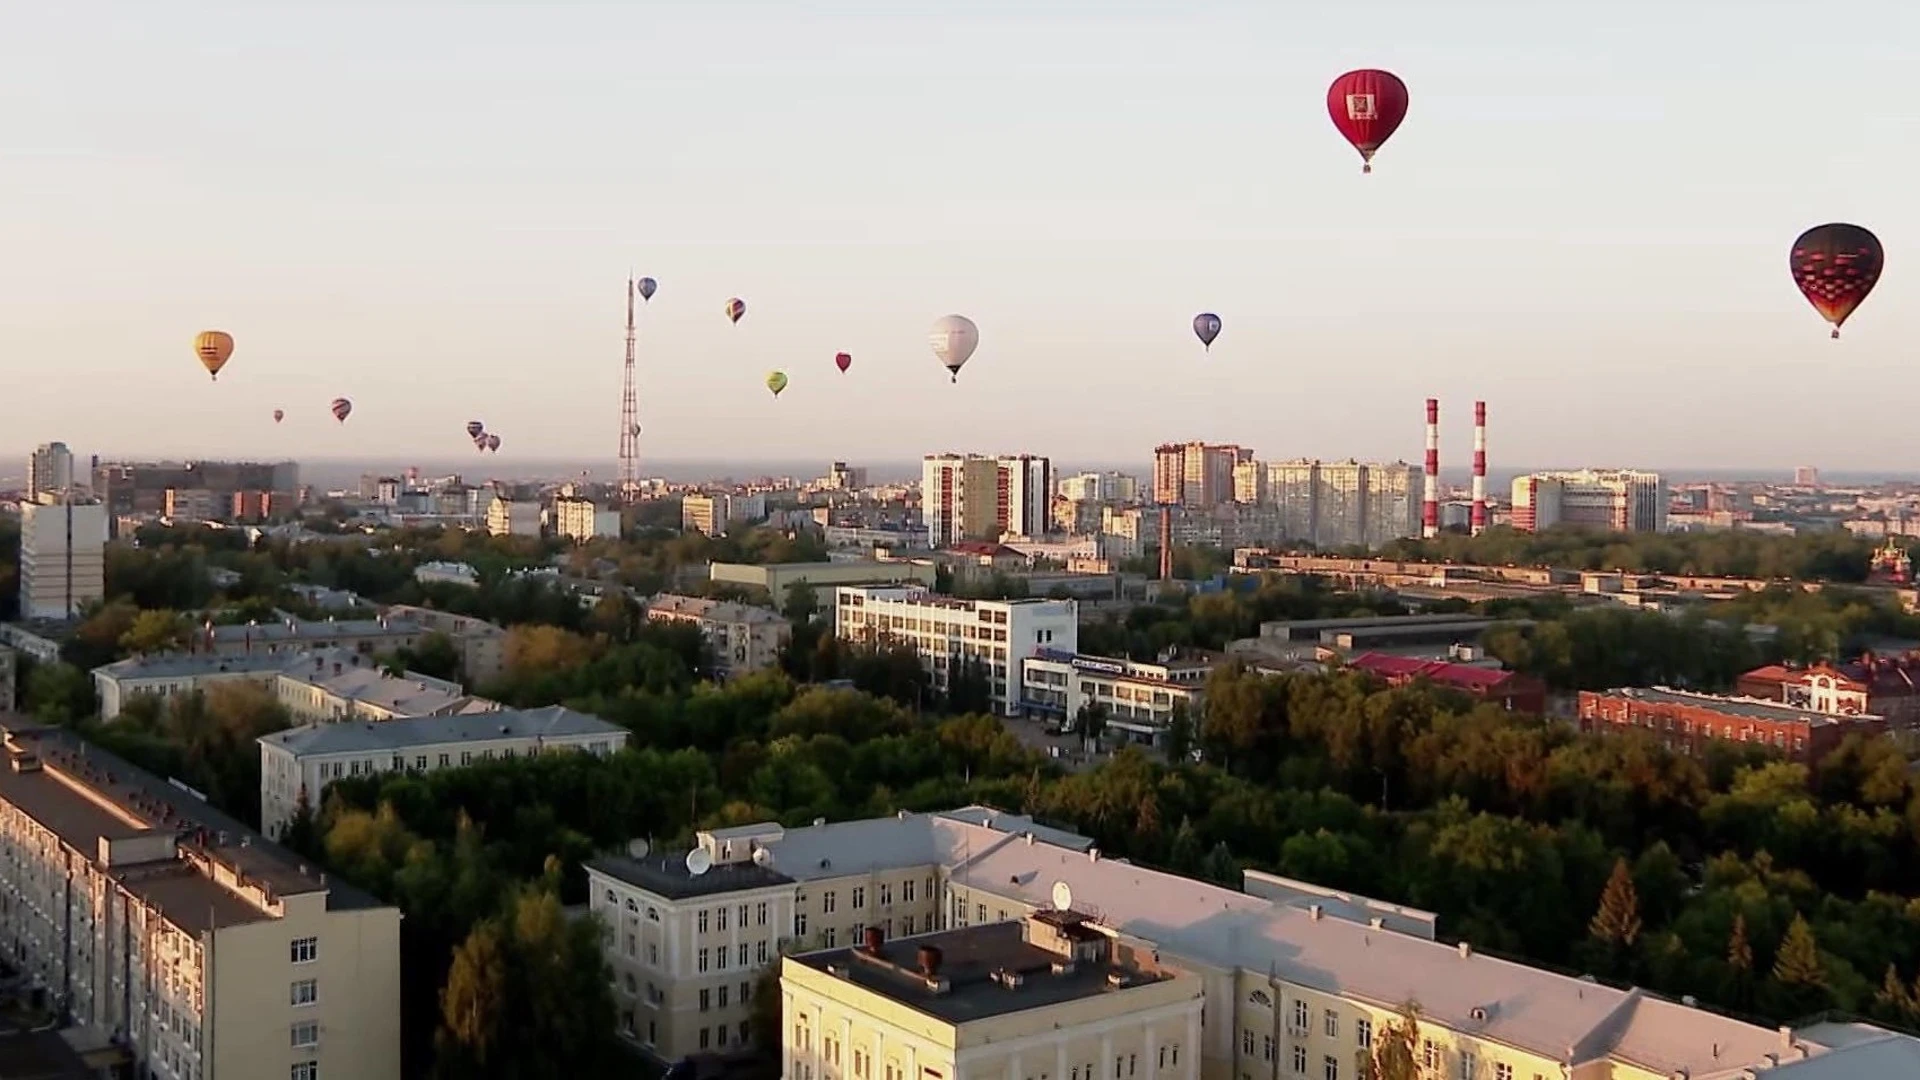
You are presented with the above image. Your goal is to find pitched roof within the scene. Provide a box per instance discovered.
[258,705,624,757]
[1348,652,1520,690]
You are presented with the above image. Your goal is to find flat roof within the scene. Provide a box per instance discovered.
[259,704,624,757]
[590,852,795,900]
[793,920,1173,1024]
[1594,687,1870,725]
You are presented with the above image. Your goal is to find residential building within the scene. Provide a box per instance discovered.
[196,613,426,661]
[1249,460,1423,550]
[1347,652,1548,714]
[91,460,298,526]
[589,807,1905,1079]
[0,723,401,1080]
[0,644,16,713]
[27,442,74,500]
[554,496,624,542]
[922,455,1004,548]
[486,497,543,537]
[380,605,509,686]
[1576,686,1883,763]
[257,705,627,838]
[270,650,487,723]
[414,561,481,588]
[1737,656,1920,734]
[18,498,108,620]
[710,560,937,600]
[1152,442,1250,507]
[1510,469,1667,533]
[824,462,869,491]
[164,488,219,523]
[1019,648,1209,745]
[683,494,769,537]
[996,455,1054,540]
[645,594,791,678]
[1058,471,1137,504]
[781,910,1202,1080]
[833,587,1077,715]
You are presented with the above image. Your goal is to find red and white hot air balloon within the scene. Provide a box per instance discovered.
[1327,69,1410,174]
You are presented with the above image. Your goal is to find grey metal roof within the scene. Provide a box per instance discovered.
[95,645,363,681]
[1599,686,1868,726]
[258,705,625,757]
[589,852,794,900]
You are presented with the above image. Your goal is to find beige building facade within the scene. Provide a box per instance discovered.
[645,594,791,678]
[0,723,401,1080]
[378,605,508,686]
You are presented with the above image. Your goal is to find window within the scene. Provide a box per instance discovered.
[741,981,751,1003]
[290,979,317,1007]
[718,907,730,931]
[851,922,864,941]
[1262,1036,1273,1062]
[824,928,837,947]
[700,989,711,1012]
[1422,1041,1438,1070]
[718,985,730,1008]
[1291,1046,1306,1075]
[648,907,661,923]
[880,884,893,905]
[1322,1057,1338,1080]
[738,943,749,966]
[291,1022,319,1048]
[1494,1067,1512,1080]
[717,947,729,971]
[795,913,808,936]
[698,948,710,972]
[739,903,750,926]
[1129,1054,1137,1076]
[852,887,866,909]
[1242,1031,1254,1056]
[976,903,987,923]
[1324,1009,1338,1038]
[1114,1056,1124,1079]
[1170,1046,1179,1066]
[757,902,769,926]
[1461,1052,1477,1078]
[1355,1018,1372,1049]
[290,937,317,964]
[700,1027,711,1050]
[824,891,837,914]
[699,910,710,934]
[292,1065,318,1080]
[625,898,638,912]
[413,755,427,770]
[758,941,770,964]
[648,943,659,965]
[903,915,915,934]
[903,880,916,903]
[1291,1000,1308,1032]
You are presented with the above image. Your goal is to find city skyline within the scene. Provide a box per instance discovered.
[4,2,1914,466]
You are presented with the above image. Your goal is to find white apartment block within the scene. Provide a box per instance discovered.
[591,805,1920,1080]
[1019,648,1210,745]
[93,646,490,723]
[28,442,75,500]
[832,587,1076,716]
[18,499,108,620]
[197,612,426,660]
[0,723,401,1080]
[922,454,1054,548]
[644,594,791,679]
[256,706,628,838]
[485,497,543,537]
[682,494,769,537]
[554,496,624,542]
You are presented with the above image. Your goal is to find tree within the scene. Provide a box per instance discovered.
[1201,841,1239,887]
[120,609,188,654]
[1588,857,1643,947]
[1361,1001,1422,1080]
[1772,914,1825,987]
[435,919,511,1074]
[783,581,819,624]
[1728,913,1753,974]
[1076,701,1109,748]
[1164,703,1196,763]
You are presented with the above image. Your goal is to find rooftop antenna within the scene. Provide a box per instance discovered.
[617,276,642,505]
[685,847,713,877]
[626,838,650,859]
[1051,880,1074,912]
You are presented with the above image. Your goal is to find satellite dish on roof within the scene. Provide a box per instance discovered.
[686,848,713,876]
[752,847,773,868]
[1051,880,1074,912]
[627,839,650,859]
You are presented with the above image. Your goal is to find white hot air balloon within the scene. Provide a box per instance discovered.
[929,314,979,383]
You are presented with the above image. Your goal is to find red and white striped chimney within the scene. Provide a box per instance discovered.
[1423,398,1440,539]
[1471,400,1487,536]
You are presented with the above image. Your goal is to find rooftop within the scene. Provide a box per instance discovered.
[202,614,422,645]
[1348,652,1528,690]
[590,851,796,900]
[259,704,624,757]
[646,594,786,625]
[1593,686,1873,726]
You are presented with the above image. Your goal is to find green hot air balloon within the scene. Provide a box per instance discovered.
[765,370,789,398]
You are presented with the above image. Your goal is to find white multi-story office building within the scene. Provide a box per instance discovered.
[554,496,623,542]
[832,587,1076,715]
[27,442,74,500]
[256,705,628,838]
[1512,469,1667,534]
[0,723,402,1080]
[1019,648,1210,744]
[17,498,107,620]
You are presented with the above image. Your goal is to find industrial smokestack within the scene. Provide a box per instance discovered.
[1423,398,1440,539]
[1471,400,1487,536]
[1158,506,1173,581]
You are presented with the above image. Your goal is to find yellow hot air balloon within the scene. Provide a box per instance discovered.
[766,370,789,398]
[194,331,234,380]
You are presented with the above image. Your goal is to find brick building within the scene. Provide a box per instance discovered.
[1347,652,1548,714]
[1736,655,1920,735]
[1576,686,1885,763]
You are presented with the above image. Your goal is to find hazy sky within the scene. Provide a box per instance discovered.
[4,1,1915,472]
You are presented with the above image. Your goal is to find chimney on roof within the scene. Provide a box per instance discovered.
[1088,848,1100,862]
[1309,904,1323,921]
[1457,941,1472,959]
[863,926,884,955]
[916,945,943,978]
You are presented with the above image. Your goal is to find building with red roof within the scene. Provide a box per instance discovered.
[1577,686,1884,764]
[1736,655,1920,735]
[1346,652,1547,714]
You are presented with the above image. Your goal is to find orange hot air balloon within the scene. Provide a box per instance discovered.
[194,331,235,380]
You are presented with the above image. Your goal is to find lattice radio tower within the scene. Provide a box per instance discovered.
[617,278,641,503]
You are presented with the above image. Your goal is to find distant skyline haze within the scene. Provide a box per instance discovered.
[3,1,1915,468]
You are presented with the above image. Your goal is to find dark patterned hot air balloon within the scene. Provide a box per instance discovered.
[485,433,501,453]
[466,420,484,439]
[1790,223,1883,339]
[1193,313,1222,351]
[637,277,657,301]
[725,298,746,324]
[473,434,488,451]
[835,352,852,373]
[1328,69,1409,174]
[330,397,352,423]
[273,409,284,424]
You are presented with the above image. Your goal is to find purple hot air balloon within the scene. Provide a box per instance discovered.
[1193,313,1222,351]
[485,433,501,453]
[466,420,484,440]
[637,277,657,301]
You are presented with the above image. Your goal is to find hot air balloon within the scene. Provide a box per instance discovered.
[1790,223,1884,339]
[637,277,657,301]
[725,298,747,324]
[473,434,488,451]
[766,371,789,398]
[929,315,979,383]
[1193,313,1222,351]
[272,409,284,424]
[466,421,484,440]
[194,331,234,380]
[835,352,852,373]
[330,398,352,423]
[1328,69,1409,173]
[486,434,501,453]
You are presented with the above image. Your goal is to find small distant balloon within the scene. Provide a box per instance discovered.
[272,409,284,424]
[194,331,234,380]
[637,277,657,301]
[766,370,789,398]
[1790,223,1884,339]
[330,397,352,423]
[929,315,979,383]
[1193,313,1222,350]
[835,352,852,373]
[473,434,488,451]
[486,433,501,453]
[1328,69,1410,174]
[466,421,484,440]
[726,298,747,324]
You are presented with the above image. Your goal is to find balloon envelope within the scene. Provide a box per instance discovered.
[1193,313,1222,349]
[194,331,234,380]
[766,371,789,397]
[466,421,484,439]
[1790,223,1883,338]
[929,315,979,383]
[273,409,284,424]
[835,352,852,373]
[486,434,501,452]
[637,277,657,301]
[726,298,746,324]
[330,398,352,423]
[1327,69,1409,172]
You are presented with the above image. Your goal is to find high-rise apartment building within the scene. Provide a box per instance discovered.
[27,442,73,499]
[922,454,1053,547]
[825,462,869,491]
[1151,443,1250,507]
[18,498,107,620]
[1239,460,1422,550]
[92,460,298,523]
[1057,471,1136,504]
[1511,470,1666,533]
[0,723,402,1080]
[554,496,623,541]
